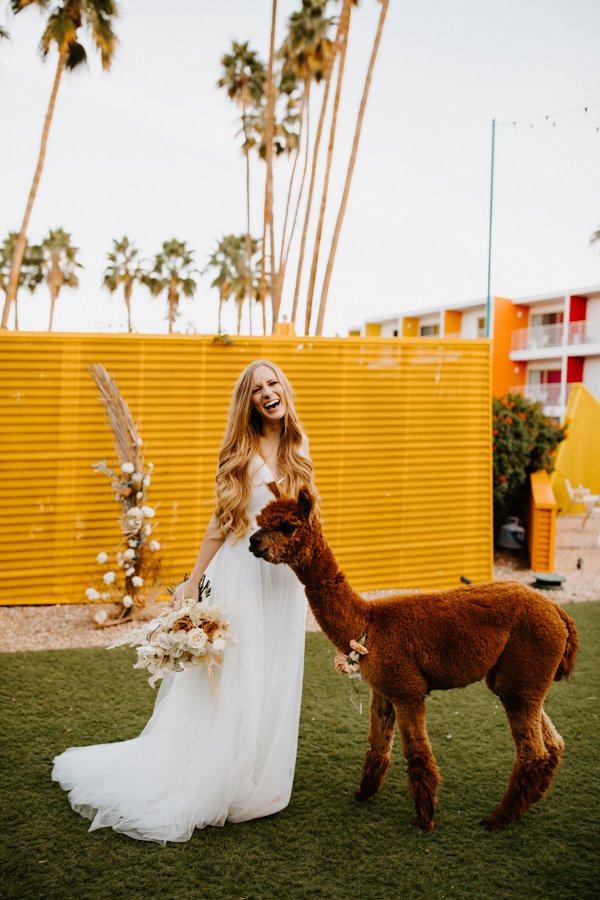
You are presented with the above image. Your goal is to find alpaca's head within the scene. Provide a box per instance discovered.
[249,483,316,566]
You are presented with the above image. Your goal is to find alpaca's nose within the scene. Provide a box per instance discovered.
[249,530,262,553]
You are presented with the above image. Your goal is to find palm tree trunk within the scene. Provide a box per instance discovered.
[279,81,307,275]
[218,297,223,334]
[316,0,389,336]
[168,281,178,333]
[304,0,351,335]
[243,106,253,336]
[14,295,19,331]
[2,51,66,329]
[291,15,344,330]
[283,85,310,273]
[48,287,59,331]
[124,277,133,332]
[279,83,311,313]
[236,301,243,335]
[264,0,279,331]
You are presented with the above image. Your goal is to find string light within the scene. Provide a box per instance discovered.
[498,101,600,131]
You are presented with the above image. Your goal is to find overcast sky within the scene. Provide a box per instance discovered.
[3,0,600,336]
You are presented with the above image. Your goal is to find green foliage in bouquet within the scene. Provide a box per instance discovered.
[492,393,567,531]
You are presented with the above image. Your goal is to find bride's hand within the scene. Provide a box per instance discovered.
[170,577,199,607]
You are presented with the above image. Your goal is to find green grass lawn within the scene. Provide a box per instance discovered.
[1,602,599,900]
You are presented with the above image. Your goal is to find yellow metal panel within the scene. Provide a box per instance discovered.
[551,384,600,512]
[365,323,381,336]
[0,333,493,602]
[528,471,557,572]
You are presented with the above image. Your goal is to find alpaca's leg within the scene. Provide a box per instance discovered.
[355,690,396,802]
[541,708,565,757]
[395,700,441,833]
[481,697,559,831]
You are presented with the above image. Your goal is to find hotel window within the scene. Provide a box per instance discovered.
[419,323,440,337]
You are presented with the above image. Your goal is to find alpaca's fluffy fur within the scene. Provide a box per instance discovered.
[249,487,578,832]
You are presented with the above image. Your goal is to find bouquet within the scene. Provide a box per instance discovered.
[111,576,236,688]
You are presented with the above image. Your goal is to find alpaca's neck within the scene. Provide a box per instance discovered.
[292,526,369,651]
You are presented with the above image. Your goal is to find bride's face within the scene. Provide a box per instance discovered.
[250,365,286,427]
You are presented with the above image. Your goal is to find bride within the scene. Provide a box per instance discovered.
[52,360,316,843]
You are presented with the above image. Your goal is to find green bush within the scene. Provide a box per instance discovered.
[492,393,566,533]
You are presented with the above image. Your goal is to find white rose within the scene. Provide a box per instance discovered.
[171,630,188,645]
[102,592,111,600]
[136,491,143,500]
[94,610,108,624]
[143,524,152,536]
[132,575,144,587]
[124,548,136,560]
[211,638,226,654]
[123,508,143,532]
[131,472,143,485]
[103,571,116,585]
[122,595,134,608]
[121,462,135,474]
[136,436,143,446]
[187,628,207,651]
[157,633,171,650]
[86,587,101,601]
[125,566,135,576]
[149,540,161,552]
[143,476,151,487]
[96,552,108,565]
[141,505,155,518]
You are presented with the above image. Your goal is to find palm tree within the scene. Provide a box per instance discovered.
[41,228,82,331]
[0,233,43,329]
[591,226,600,249]
[290,4,346,329]
[1,0,118,330]
[316,0,389,335]
[102,237,144,332]
[204,234,260,335]
[304,0,353,335]
[218,42,265,336]
[278,0,335,312]
[144,240,198,334]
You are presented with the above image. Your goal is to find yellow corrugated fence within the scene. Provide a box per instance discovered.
[0,332,493,603]
[551,384,600,512]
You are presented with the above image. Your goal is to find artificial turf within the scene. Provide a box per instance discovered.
[1,601,599,900]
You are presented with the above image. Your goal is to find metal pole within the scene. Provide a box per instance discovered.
[485,118,496,338]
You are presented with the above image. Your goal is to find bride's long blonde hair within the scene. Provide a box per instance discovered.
[214,360,316,541]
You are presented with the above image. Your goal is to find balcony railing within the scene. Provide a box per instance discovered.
[509,383,575,406]
[511,321,600,352]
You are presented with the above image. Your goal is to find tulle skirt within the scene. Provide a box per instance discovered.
[52,537,307,843]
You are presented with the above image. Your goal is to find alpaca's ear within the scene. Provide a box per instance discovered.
[298,489,313,518]
[267,480,282,499]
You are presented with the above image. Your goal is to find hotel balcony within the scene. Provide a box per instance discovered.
[510,321,600,360]
[509,382,575,420]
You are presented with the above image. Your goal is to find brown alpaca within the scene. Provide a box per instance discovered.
[249,487,578,832]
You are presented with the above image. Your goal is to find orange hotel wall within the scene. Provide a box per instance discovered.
[492,296,528,396]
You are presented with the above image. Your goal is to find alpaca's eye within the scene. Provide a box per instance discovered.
[280,522,297,535]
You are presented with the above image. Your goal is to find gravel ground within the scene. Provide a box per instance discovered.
[2,515,598,653]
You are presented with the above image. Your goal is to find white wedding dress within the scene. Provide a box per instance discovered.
[52,459,307,843]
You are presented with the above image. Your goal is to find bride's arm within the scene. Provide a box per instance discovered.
[172,513,225,602]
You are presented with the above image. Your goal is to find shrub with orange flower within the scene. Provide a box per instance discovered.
[492,393,566,539]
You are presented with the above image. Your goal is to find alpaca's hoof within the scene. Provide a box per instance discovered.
[355,786,375,803]
[413,816,434,833]
[479,815,507,831]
